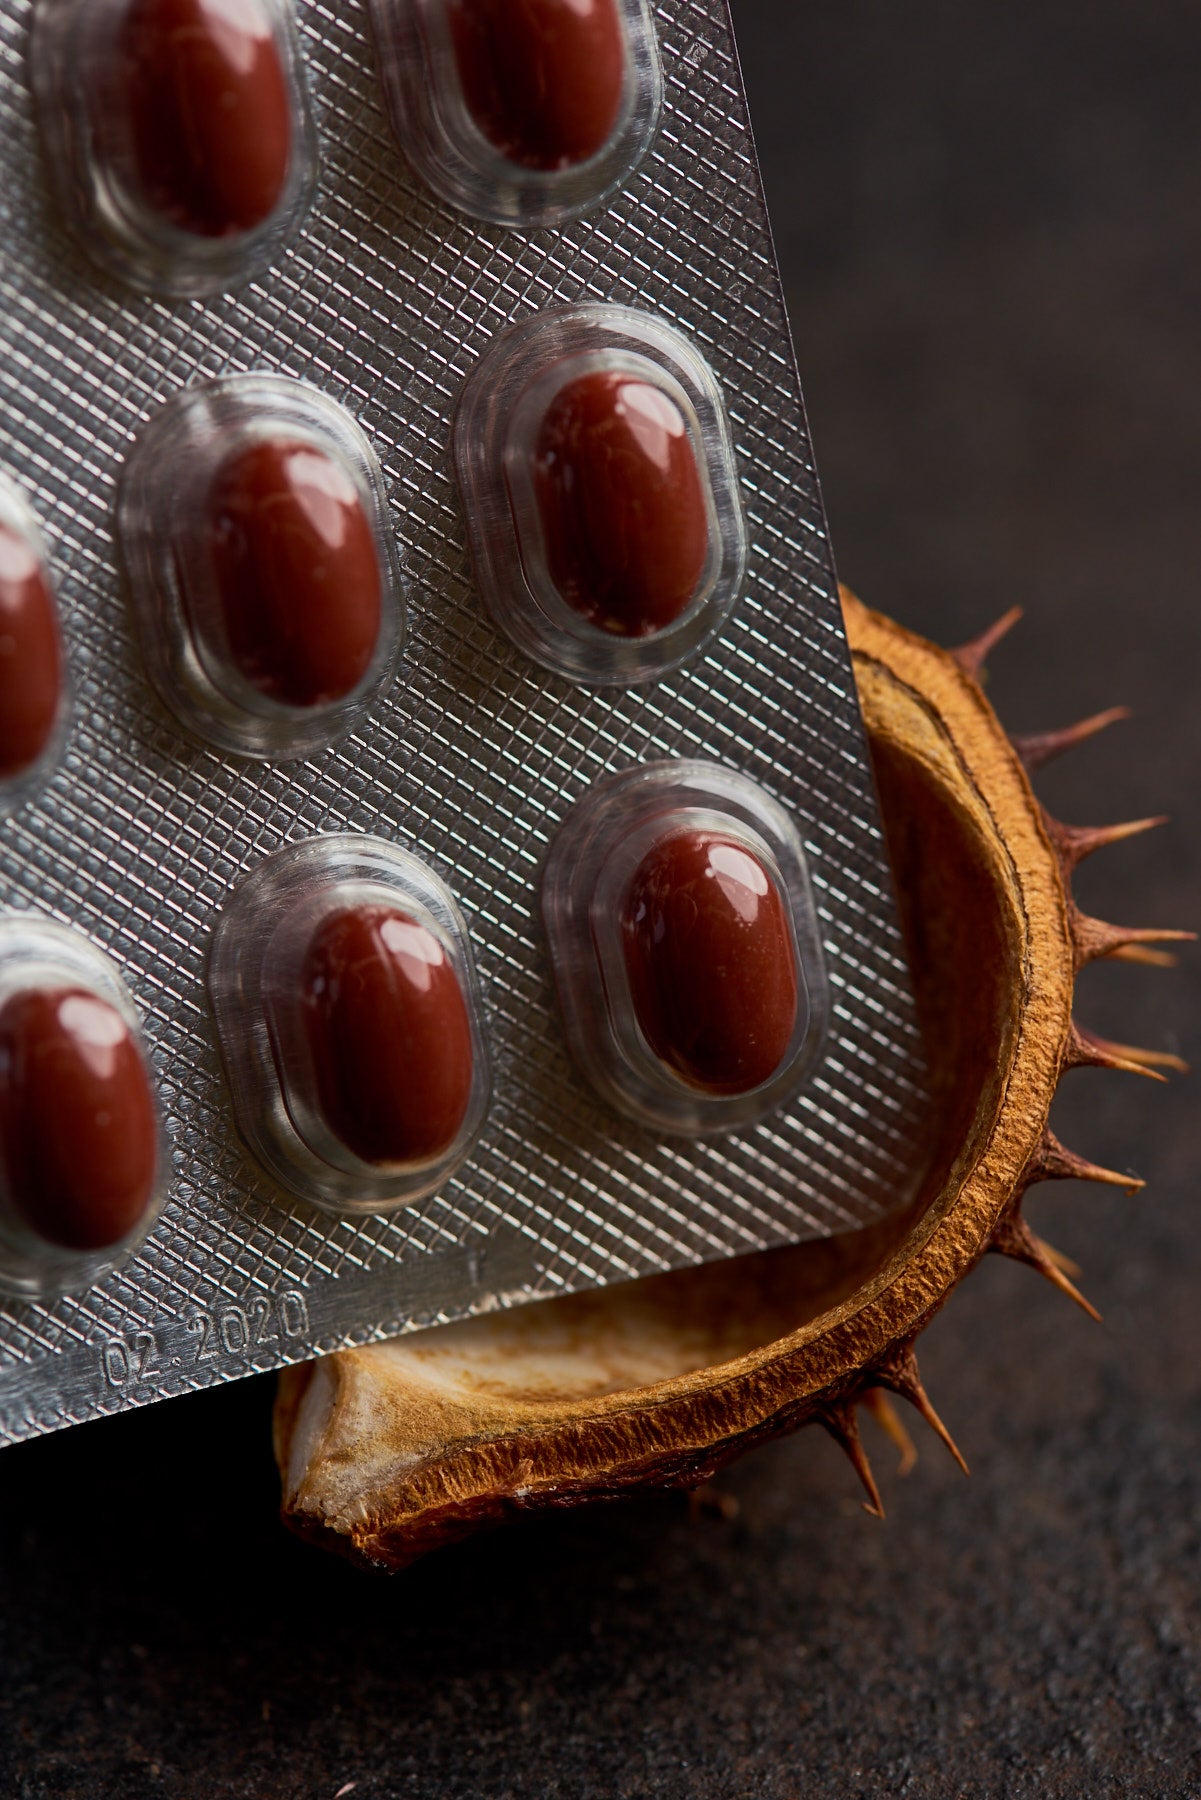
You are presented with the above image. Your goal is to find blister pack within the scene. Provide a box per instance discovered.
[0,0,928,1446]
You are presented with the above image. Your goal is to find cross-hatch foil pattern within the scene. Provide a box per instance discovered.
[0,0,927,1443]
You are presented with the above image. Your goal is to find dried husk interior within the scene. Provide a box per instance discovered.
[275,594,1182,1569]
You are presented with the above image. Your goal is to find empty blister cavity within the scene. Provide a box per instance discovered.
[0,916,168,1299]
[542,761,829,1135]
[367,0,661,227]
[208,836,491,1214]
[117,375,405,760]
[30,0,317,297]
[0,475,69,814]
[456,305,746,685]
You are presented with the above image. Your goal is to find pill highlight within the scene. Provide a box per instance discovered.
[0,522,63,784]
[198,437,383,709]
[298,905,475,1166]
[447,0,626,171]
[0,987,159,1252]
[621,830,798,1094]
[115,0,294,239]
[528,369,710,637]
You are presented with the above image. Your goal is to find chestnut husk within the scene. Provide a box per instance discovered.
[274,594,1189,1570]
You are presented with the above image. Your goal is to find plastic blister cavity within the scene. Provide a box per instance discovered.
[116,375,405,761]
[0,474,69,815]
[208,835,491,1215]
[30,0,317,298]
[0,916,168,1300]
[367,0,662,227]
[455,305,746,686]
[542,761,829,1135]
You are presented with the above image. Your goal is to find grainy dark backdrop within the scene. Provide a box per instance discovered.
[3,3,1198,1795]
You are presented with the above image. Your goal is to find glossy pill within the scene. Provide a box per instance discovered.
[529,369,710,637]
[115,0,293,238]
[0,988,158,1252]
[447,0,626,171]
[299,905,474,1167]
[200,438,383,709]
[621,831,798,1094]
[0,523,63,783]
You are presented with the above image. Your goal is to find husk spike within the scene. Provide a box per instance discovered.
[862,1389,918,1476]
[1024,1126,1144,1195]
[1037,1259,1103,1322]
[1065,1021,1184,1080]
[818,1401,885,1518]
[1070,910,1195,970]
[1039,1240,1083,1278]
[1044,812,1168,873]
[871,1341,969,1475]
[950,605,1023,677]
[989,1209,1102,1322]
[1012,706,1131,772]
[1101,942,1187,969]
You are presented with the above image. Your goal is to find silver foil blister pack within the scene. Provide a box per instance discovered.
[0,0,928,1446]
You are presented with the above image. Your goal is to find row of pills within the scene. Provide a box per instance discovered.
[0,762,825,1299]
[0,302,744,794]
[32,0,661,298]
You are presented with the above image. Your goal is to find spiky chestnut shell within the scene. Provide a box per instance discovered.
[273,595,1190,1568]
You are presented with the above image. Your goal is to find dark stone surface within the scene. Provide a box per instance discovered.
[2,2,1198,1794]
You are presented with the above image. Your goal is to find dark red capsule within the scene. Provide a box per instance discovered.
[0,988,159,1252]
[0,522,63,783]
[114,0,294,238]
[447,0,626,171]
[527,369,711,638]
[620,830,799,1095]
[298,905,474,1167]
[198,438,383,709]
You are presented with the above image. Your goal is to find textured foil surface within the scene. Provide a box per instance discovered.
[0,0,928,1445]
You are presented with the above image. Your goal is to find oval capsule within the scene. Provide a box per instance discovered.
[0,522,63,784]
[298,905,475,1167]
[621,830,799,1094]
[528,369,711,637]
[447,0,626,171]
[197,437,384,709]
[114,0,294,238]
[0,988,159,1252]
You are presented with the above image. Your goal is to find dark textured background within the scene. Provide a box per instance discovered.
[3,2,1198,1794]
